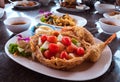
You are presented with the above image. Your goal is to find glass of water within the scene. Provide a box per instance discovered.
[115,0,120,11]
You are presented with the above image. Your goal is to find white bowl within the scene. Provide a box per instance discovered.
[94,3,115,14]
[99,18,120,34]
[103,11,120,19]
[4,17,31,33]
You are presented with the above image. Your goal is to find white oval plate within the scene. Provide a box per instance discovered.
[35,12,87,28]
[5,30,112,81]
[13,1,40,9]
[0,8,4,18]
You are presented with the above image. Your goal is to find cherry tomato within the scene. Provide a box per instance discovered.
[47,35,57,43]
[60,51,69,60]
[61,36,71,46]
[52,31,59,37]
[57,42,65,52]
[48,43,59,54]
[76,47,84,56]
[41,35,47,43]
[44,50,52,59]
[66,44,77,53]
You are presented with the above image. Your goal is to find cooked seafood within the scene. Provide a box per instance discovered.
[29,26,115,70]
[8,26,116,70]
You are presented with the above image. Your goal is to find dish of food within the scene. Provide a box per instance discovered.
[5,25,115,81]
[103,11,120,19]
[60,0,90,12]
[13,1,40,9]
[35,12,87,28]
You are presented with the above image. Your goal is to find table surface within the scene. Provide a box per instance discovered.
[0,1,120,82]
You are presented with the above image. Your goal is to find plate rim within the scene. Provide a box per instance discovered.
[4,30,112,81]
[60,6,90,12]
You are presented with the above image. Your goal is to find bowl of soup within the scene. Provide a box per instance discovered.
[94,3,115,14]
[99,18,120,34]
[4,17,31,33]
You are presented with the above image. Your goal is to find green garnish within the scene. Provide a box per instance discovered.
[8,43,31,57]
[72,38,78,45]
[8,44,18,54]
[40,48,46,53]
[40,16,46,22]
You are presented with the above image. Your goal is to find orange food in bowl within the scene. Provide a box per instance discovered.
[103,21,117,26]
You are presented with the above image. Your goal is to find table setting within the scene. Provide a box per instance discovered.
[0,0,120,82]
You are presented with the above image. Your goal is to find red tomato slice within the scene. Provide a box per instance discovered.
[49,43,59,54]
[60,51,69,60]
[76,47,84,56]
[66,44,77,53]
[41,35,47,43]
[47,36,57,43]
[44,50,53,59]
[61,36,71,46]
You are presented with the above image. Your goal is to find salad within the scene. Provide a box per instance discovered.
[40,12,76,27]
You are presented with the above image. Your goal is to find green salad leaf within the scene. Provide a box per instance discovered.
[8,44,18,54]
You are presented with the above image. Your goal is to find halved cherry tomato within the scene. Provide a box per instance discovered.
[48,43,59,54]
[76,47,84,56]
[61,36,71,46]
[44,50,52,59]
[52,31,59,37]
[57,42,65,52]
[47,36,57,43]
[41,35,47,43]
[66,44,77,53]
[60,51,69,60]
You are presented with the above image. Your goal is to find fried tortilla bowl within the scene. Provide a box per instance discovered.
[30,26,116,70]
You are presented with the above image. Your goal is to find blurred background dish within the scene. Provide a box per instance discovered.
[103,11,120,19]
[0,8,4,18]
[94,2,115,14]
[4,17,31,34]
[38,0,50,6]
[35,12,87,28]
[61,5,90,12]
[99,18,120,34]
[13,1,40,9]
[60,0,90,12]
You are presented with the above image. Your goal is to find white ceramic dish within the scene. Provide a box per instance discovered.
[4,17,31,33]
[13,1,40,9]
[99,18,120,34]
[35,12,87,28]
[5,30,112,81]
[94,3,115,14]
[103,12,120,19]
[0,8,4,18]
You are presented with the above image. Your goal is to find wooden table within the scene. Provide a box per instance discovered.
[0,1,120,82]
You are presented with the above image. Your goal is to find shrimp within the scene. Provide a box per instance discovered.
[87,33,116,62]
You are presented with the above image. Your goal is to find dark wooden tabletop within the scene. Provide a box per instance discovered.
[0,1,120,82]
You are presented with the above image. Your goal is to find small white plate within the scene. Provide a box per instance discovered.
[35,12,87,28]
[0,8,4,18]
[5,30,112,81]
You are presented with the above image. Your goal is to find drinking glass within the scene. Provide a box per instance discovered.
[115,0,120,11]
